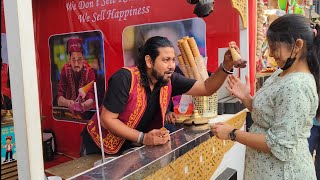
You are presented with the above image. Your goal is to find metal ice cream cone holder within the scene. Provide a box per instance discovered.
[192,94,218,118]
[183,94,218,131]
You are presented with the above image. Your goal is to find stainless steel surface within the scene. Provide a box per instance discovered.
[70,126,214,180]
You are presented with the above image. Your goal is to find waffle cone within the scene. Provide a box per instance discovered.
[187,37,201,58]
[195,56,209,80]
[79,80,94,97]
[178,41,189,65]
[177,55,185,65]
[160,127,167,133]
[181,40,202,81]
[185,65,194,79]
[230,48,242,61]
[178,55,189,78]
[179,64,189,78]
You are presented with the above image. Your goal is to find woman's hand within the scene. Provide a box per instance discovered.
[226,75,251,101]
[210,122,234,140]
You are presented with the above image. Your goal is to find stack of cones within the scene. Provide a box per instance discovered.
[176,36,218,122]
[177,36,208,81]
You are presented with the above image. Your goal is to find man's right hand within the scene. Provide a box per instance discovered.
[67,100,75,113]
[143,129,170,145]
[165,112,177,124]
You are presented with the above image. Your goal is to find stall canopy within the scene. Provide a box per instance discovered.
[27,0,241,157]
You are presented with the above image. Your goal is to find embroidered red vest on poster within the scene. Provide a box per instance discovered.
[1,63,11,98]
[87,66,172,154]
[64,62,92,101]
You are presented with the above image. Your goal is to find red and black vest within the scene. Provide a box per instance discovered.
[87,66,172,154]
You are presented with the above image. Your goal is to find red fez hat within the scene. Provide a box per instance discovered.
[67,38,83,53]
[6,136,12,140]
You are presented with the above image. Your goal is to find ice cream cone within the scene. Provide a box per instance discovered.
[187,37,201,58]
[177,54,185,65]
[185,64,194,79]
[79,80,94,98]
[181,39,202,81]
[178,41,189,65]
[160,127,168,136]
[183,36,189,40]
[230,48,242,61]
[178,55,189,78]
[195,56,209,80]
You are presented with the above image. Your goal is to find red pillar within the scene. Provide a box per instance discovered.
[248,0,257,95]
[1,0,5,33]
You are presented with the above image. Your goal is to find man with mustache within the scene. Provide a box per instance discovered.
[57,38,95,113]
[82,36,243,155]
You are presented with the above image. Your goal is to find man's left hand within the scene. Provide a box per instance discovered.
[143,129,170,145]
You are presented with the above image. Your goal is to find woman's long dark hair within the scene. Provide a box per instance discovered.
[135,36,174,86]
[267,14,320,118]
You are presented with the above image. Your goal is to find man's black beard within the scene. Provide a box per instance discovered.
[72,70,83,86]
[73,70,82,78]
[151,67,168,86]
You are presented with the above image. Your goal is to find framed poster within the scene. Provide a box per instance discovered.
[49,30,105,123]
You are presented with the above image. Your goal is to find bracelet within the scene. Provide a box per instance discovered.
[137,132,143,144]
[140,133,145,144]
[221,63,233,74]
[137,132,144,144]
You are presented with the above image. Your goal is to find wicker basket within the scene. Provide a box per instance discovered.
[193,93,218,118]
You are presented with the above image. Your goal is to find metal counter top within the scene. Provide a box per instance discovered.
[69,125,214,180]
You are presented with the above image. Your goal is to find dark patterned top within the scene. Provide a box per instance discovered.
[245,69,318,180]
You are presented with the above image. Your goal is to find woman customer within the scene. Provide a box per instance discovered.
[211,14,320,180]
[308,22,320,180]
